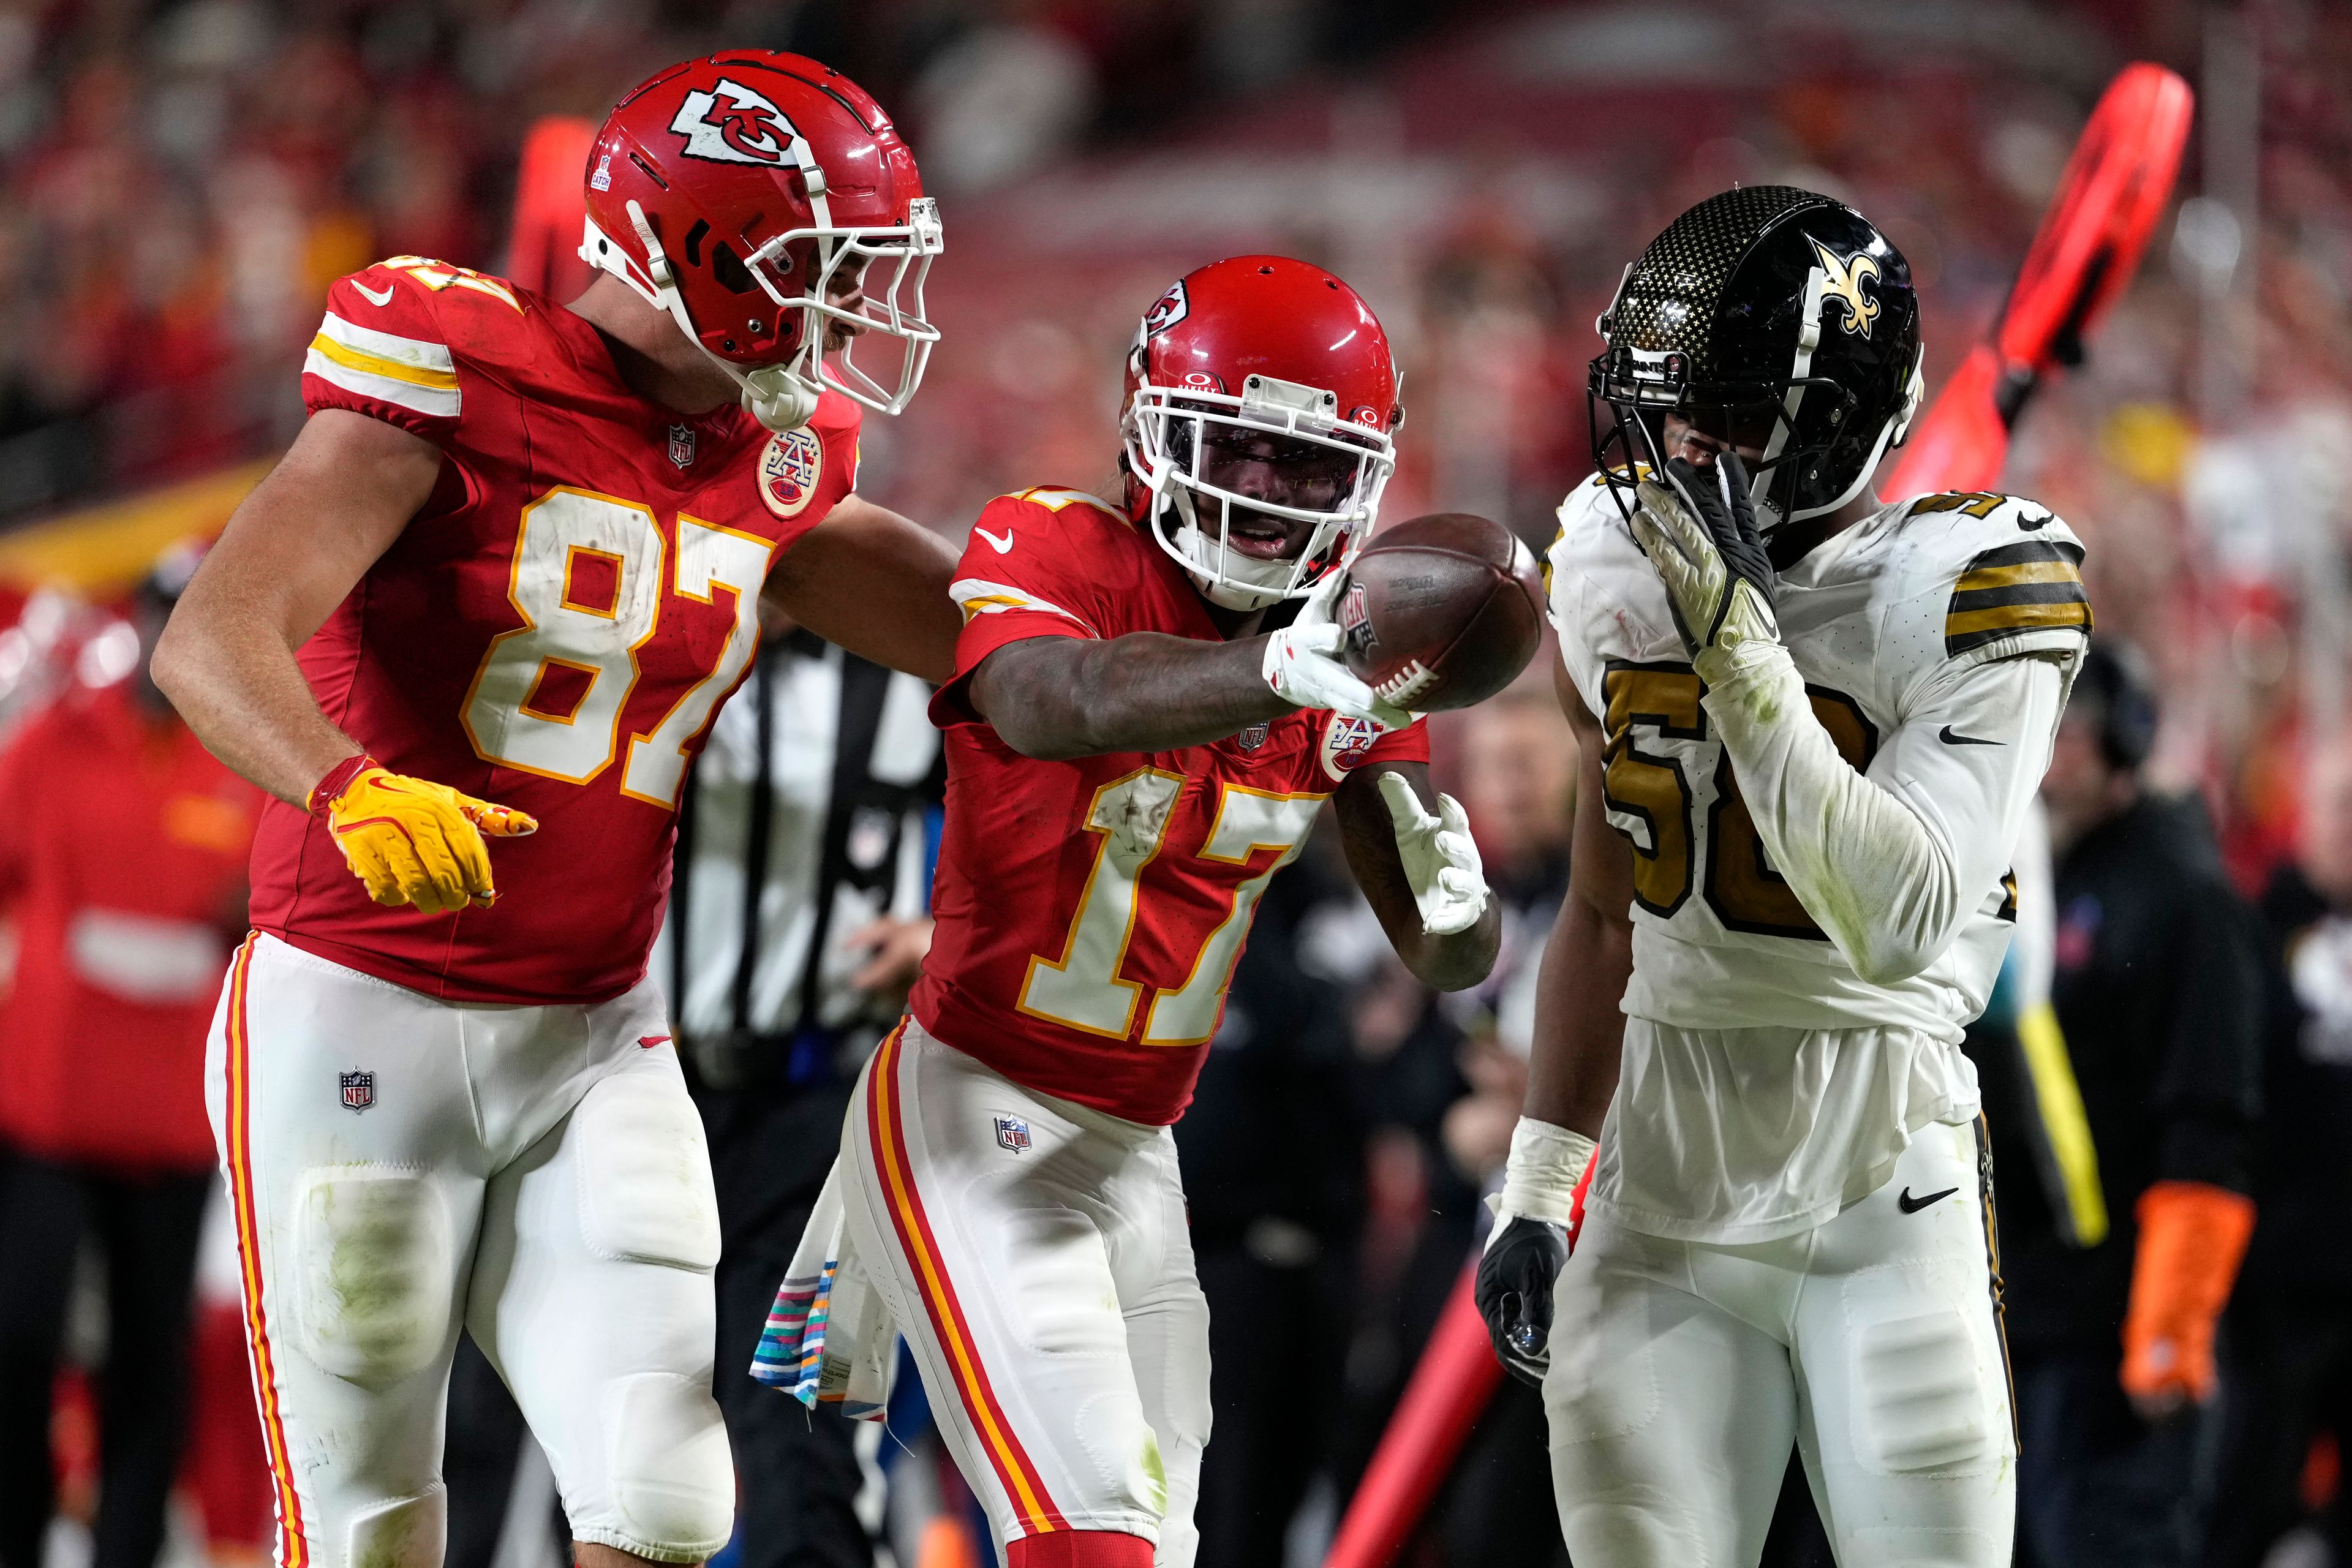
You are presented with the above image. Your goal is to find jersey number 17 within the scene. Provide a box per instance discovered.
[1017,769,1323,1047]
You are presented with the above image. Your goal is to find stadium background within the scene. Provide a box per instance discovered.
[0,0,2346,1565]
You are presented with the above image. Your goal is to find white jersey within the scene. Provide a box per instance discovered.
[1548,473,2089,1239]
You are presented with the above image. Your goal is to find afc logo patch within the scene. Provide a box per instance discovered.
[339,1069,375,1113]
[993,1115,1033,1154]
[1321,714,1384,781]
[760,427,826,518]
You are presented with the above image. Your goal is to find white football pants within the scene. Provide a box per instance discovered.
[835,1017,1212,1564]
[204,933,733,1568]
[1545,1118,2016,1567]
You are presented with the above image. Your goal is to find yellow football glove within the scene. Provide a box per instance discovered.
[310,755,537,915]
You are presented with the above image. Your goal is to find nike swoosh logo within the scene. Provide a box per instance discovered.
[1939,726,2002,747]
[353,280,395,306]
[1898,1185,1959,1213]
[975,526,1014,554]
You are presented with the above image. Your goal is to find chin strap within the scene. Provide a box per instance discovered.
[619,201,823,432]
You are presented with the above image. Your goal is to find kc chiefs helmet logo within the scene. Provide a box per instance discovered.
[1143,280,1189,336]
[669,77,796,166]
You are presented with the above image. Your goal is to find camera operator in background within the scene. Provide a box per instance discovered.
[1994,641,2265,1568]
[2204,734,2352,1568]
[0,545,262,1568]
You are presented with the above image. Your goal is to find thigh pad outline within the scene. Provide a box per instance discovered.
[571,1071,722,1272]
[292,1166,455,1387]
[1005,1208,1129,1359]
[1844,1267,2002,1477]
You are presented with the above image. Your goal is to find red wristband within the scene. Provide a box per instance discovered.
[307,753,377,816]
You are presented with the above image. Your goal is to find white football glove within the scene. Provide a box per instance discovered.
[1262,571,1411,729]
[1630,452,1781,680]
[1377,771,1488,935]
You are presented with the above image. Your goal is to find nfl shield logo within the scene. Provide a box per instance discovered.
[339,1070,375,1113]
[1235,722,1270,752]
[668,424,696,469]
[993,1115,1032,1154]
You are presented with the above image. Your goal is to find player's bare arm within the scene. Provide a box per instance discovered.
[1333,758,1500,991]
[1525,666,1635,1137]
[152,409,431,805]
[1476,660,1632,1383]
[762,492,962,683]
[154,409,536,916]
[965,629,1287,760]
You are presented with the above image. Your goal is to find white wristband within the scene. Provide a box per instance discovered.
[1498,1117,1597,1229]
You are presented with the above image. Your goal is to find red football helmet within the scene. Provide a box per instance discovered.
[1121,256,1403,610]
[581,52,943,430]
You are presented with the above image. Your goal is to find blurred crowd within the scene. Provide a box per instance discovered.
[4,0,2352,1565]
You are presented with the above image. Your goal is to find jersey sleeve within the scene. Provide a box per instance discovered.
[930,491,1133,726]
[301,264,464,442]
[1365,717,1431,767]
[951,494,1123,650]
[1879,492,2092,710]
[1703,638,2067,987]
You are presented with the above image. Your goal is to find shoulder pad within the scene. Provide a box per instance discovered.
[364,256,529,315]
[308,265,469,428]
[1943,534,2090,657]
[1004,487,1127,522]
[1548,470,1633,568]
[1885,491,2090,661]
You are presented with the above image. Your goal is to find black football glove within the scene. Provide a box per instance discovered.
[1631,451,1779,665]
[1477,1214,1571,1388]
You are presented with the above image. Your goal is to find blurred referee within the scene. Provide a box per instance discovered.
[662,610,943,1566]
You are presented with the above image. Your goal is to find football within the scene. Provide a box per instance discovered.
[1336,513,1546,712]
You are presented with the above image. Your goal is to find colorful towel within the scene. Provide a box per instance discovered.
[751,1157,895,1419]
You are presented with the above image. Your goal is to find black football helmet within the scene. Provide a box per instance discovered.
[1589,186,1924,548]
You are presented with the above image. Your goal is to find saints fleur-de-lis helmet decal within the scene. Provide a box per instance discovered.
[1588,187,1924,545]
[1807,236,1882,338]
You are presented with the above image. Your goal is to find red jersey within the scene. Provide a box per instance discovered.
[913,489,1427,1125]
[250,257,859,1003]
[0,680,263,1169]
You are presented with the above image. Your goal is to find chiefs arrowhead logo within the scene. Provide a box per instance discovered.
[1143,280,1189,336]
[670,78,796,166]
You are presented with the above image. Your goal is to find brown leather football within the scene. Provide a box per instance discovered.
[1336,513,1545,712]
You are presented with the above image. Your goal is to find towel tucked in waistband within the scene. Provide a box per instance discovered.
[751,1156,897,1420]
